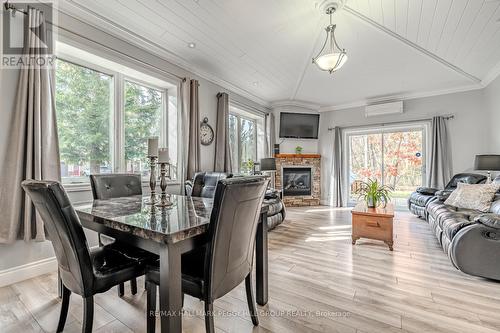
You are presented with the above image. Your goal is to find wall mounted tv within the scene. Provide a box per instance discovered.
[279,112,320,139]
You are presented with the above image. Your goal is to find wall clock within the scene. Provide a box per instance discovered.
[200,117,214,146]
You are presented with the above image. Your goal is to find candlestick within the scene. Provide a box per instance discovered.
[147,137,159,157]
[145,156,158,205]
[158,147,169,163]
[155,161,173,207]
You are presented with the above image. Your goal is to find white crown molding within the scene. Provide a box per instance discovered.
[481,60,500,87]
[271,100,321,111]
[318,83,483,112]
[343,5,482,84]
[58,1,271,108]
[0,257,57,287]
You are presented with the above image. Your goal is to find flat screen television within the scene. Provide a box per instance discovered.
[279,112,320,139]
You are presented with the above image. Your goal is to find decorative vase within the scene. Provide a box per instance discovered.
[367,196,376,208]
[295,146,303,154]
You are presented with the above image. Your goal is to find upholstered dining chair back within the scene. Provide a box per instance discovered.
[90,174,142,200]
[21,180,93,296]
[205,176,268,300]
[189,172,232,198]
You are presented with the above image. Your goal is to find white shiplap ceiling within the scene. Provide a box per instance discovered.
[58,0,500,110]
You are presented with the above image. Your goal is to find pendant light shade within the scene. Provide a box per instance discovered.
[312,5,348,74]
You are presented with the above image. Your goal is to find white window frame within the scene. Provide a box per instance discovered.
[229,113,258,173]
[56,53,170,186]
[343,122,429,207]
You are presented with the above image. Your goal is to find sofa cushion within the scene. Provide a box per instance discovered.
[441,216,474,240]
[409,192,435,206]
[265,199,284,216]
[444,183,500,213]
[490,196,500,214]
[475,213,500,229]
[416,187,439,195]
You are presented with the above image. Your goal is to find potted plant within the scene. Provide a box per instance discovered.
[357,179,392,208]
[295,146,303,154]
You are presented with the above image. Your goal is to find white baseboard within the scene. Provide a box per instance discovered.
[0,257,58,287]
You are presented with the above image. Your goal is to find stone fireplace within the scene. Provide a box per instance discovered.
[274,154,321,207]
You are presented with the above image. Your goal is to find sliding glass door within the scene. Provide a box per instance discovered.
[346,125,427,208]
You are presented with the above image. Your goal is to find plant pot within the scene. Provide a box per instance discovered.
[366,197,377,208]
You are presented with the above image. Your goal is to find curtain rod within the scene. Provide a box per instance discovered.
[327,115,454,131]
[230,99,269,115]
[6,2,187,82]
[4,2,28,15]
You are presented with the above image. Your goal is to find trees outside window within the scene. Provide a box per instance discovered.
[56,60,112,182]
[228,113,257,174]
[124,80,164,175]
[55,58,172,184]
[347,127,425,208]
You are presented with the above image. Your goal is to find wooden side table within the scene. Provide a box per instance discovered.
[351,202,395,251]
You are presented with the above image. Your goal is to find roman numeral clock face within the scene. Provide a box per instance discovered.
[200,118,214,145]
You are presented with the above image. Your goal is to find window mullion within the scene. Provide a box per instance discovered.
[115,72,125,173]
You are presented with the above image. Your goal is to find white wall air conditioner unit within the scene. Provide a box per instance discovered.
[365,101,403,117]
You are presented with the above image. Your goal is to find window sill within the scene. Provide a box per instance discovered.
[63,180,182,193]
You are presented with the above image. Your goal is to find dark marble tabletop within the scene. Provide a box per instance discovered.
[75,195,214,244]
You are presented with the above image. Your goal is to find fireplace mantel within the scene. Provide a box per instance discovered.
[274,154,321,159]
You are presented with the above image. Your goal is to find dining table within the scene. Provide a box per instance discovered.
[75,194,269,333]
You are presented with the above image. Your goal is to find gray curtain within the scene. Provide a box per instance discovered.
[265,113,276,157]
[187,79,200,180]
[332,127,344,207]
[178,78,190,188]
[0,8,60,244]
[428,116,453,188]
[214,92,232,172]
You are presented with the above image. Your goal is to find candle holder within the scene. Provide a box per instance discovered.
[145,156,158,205]
[155,161,173,208]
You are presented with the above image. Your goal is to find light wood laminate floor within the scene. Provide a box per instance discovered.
[2,207,500,333]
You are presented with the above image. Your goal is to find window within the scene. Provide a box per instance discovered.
[124,80,165,175]
[228,106,265,174]
[56,60,113,182]
[55,45,176,185]
[345,125,427,208]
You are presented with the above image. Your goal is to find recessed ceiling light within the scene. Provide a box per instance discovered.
[188,42,196,48]
[253,81,259,86]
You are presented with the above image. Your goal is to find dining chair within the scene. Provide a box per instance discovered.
[184,171,232,197]
[90,173,143,296]
[145,176,269,333]
[21,180,152,333]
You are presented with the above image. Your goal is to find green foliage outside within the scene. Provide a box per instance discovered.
[55,59,163,178]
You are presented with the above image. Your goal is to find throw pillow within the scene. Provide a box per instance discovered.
[445,183,500,212]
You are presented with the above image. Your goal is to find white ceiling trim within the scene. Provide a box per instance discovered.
[60,0,271,108]
[343,5,482,84]
[481,59,500,87]
[318,83,483,112]
[271,100,321,111]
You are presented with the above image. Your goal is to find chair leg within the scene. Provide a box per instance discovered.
[56,285,71,333]
[82,296,94,333]
[245,274,259,326]
[130,278,138,295]
[146,281,157,333]
[204,301,215,333]
[118,283,125,297]
[57,270,63,299]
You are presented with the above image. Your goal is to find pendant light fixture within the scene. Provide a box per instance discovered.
[312,2,348,74]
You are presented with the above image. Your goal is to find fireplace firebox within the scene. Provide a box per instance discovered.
[282,167,312,196]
